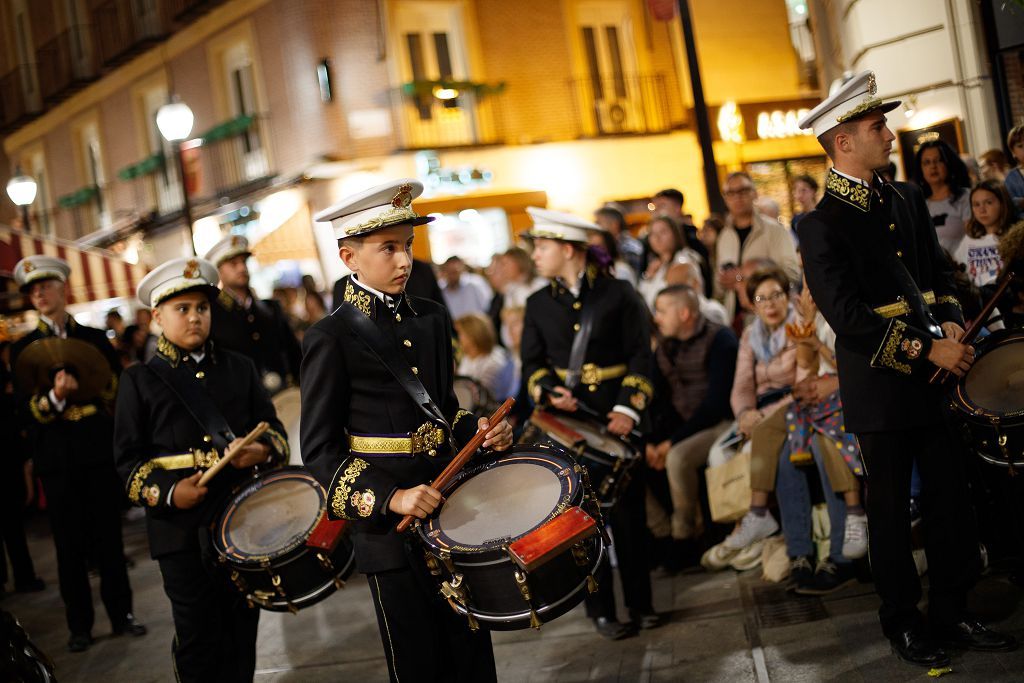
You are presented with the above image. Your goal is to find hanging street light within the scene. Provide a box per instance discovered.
[6,167,38,232]
[157,97,197,255]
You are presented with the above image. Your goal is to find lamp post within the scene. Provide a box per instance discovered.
[6,167,38,232]
[156,97,197,255]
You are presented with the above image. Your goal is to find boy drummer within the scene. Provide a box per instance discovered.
[301,179,513,682]
[114,257,289,680]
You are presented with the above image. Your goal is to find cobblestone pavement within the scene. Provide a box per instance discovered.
[4,513,1023,682]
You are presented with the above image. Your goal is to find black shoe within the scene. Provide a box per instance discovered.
[14,578,46,593]
[112,613,147,637]
[629,610,665,630]
[593,616,634,640]
[787,556,815,592]
[932,619,1019,652]
[794,560,856,596]
[889,629,950,668]
[68,632,93,653]
[663,538,700,574]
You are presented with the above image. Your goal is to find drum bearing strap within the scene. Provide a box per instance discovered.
[145,357,236,452]
[563,295,599,390]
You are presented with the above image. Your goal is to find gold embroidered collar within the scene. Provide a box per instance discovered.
[37,314,75,336]
[343,276,417,319]
[824,168,873,212]
[156,335,216,368]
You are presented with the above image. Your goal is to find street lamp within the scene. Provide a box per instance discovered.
[157,97,197,255]
[6,167,38,232]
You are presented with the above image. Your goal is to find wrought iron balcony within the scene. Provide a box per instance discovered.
[0,65,41,132]
[569,73,675,137]
[91,0,171,67]
[195,113,274,201]
[36,25,100,104]
[393,80,507,149]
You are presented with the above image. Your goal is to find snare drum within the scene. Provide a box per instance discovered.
[526,409,639,508]
[212,467,354,613]
[948,329,1024,468]
[417,444,605,631]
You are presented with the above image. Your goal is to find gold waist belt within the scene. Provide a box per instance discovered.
[348,422,446,456]
[147,449,220,471]
[873,290,936,319]
[555,363,628,386]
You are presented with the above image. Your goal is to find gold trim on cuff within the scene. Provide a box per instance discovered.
[872,290,936,318]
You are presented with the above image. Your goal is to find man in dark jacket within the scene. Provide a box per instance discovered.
[797,70,1016,667]
[10,256,144,653]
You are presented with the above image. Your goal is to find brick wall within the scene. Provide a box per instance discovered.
[1004,49,1024,129]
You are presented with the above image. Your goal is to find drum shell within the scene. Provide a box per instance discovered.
[212,467,356,612]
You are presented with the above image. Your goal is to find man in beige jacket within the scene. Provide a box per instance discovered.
[715,172,801,319]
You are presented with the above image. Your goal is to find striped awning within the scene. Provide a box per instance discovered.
[0,226,147,306]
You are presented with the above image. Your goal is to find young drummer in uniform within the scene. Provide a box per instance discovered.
[520,207,661,640]
[113,257,289,681]
[300,179,513,683]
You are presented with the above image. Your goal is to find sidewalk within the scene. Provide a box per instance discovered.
[4,513,1023,682]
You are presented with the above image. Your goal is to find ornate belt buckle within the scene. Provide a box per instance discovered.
[411,422,445,453]
[580,363,600,386]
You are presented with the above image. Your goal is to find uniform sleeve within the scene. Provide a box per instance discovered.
[243,357,289,466]
[614,288,655,418]
[300,324,398,524]
[798,215,937,380]
[114,369,178,512]
[520,298,559,404]
[440,308,478,448]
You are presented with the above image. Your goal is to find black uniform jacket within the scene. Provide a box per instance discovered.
[210,289,302,387]
[300,276,478,574]
[521,271,654,429]
[797,170,964,433]
[113,337,288,559]
[10,317,120,477]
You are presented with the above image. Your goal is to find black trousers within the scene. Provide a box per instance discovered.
[584,464,654,620]
[858,424,981,638]
[0,469,38,588]
[40,467,133,635]
[366,548,495,683]
[157,549,260,682]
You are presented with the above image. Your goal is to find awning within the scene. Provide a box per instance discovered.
[250,204,319,263]
[0,226,147,306]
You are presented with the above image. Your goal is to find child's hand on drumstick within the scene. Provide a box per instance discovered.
[549,386,578,412]
[606,411,635,436]
[389,484,442,518]
[228,439,270,469]
[172,472,208,509]
[480,418,513,451]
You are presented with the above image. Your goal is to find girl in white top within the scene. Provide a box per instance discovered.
[954,180,1016,288]
[638,215,703,312]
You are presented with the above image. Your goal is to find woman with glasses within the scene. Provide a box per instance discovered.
[911,139,973,253]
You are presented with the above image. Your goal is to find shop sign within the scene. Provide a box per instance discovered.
[755,109,814,139]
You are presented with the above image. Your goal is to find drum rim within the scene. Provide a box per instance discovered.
[950,331,1024,422]
[417,443,586,558]
[212,466,326,565]
[535,411,640,461]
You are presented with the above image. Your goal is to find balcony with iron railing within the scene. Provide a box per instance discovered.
[0,64,41,132]
[36,25,101,104]
[91,0,173,67]
[194,113,274,201]
[569,73,676,137]
[392,80,507,149]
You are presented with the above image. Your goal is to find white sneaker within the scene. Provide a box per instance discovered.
[701,543,739,571]
[723,511,779,550]
[842,513,868,559]
[728,540,766,571]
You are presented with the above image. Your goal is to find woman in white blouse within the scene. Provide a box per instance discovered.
[455,312,514,399]
[637,215,704,312]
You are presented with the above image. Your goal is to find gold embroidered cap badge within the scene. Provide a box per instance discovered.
[23,261,35,273]
[183,259,201,279]
[391,183,413,209]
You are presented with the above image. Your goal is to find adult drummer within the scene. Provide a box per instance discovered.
[520,207,660,639]
[205,234,302,393]
[113,257,288,681]
[10,255,144,653]
[301,179,513,683]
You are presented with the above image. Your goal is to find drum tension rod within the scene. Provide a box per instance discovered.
[316,552,346,590]
[513,567,542,630]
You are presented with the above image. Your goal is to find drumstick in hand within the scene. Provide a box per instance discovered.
[396,398,514,533]
[198,421,269,487]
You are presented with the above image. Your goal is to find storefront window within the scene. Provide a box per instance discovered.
[744,156,828,225]
[426,208,511,267]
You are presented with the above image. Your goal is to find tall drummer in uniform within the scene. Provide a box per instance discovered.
[797,71,1017,667]
[520,208,661,639]
[113,257,289,681]
[205,235,302,394]
[10,255,144,653]
[300,179,513,683]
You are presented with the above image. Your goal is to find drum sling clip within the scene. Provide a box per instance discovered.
[512,567,542,630]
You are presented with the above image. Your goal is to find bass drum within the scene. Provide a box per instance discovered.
[948,329,1024,468]
[271,386,302,465]
[212,467,354,613]
[418,444,605,631]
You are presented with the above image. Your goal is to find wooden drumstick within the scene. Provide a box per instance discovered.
[198,421,270,487]
[396,398,515,533]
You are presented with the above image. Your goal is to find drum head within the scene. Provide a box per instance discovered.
[271,387,301,464]
[548,414,636,460]
[963,341,1024,416]
[215,469,324,562]
[422,446,581,552]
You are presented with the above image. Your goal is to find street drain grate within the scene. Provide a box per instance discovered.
[751,584,828,628]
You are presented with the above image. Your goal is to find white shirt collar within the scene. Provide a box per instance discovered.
[831,167,871,188]
[39,313,69,338]
[352,274,390,303]
[190,351,206,364]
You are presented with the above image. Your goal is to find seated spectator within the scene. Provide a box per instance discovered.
[646,285,738,571]
[790,175,819,248]
[665,260,729,326]
[440,256,493,319]
[911,139,973,253]
[979,149,1010,183]
[589,228,638,286]
[638,215,703,312]
[700,214,724,273]
[595,206,644,276]
[651,189,714,296]
[955,180,1015,290]
[455,313,514,399]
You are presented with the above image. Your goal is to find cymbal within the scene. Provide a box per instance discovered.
[14,337,111,403]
